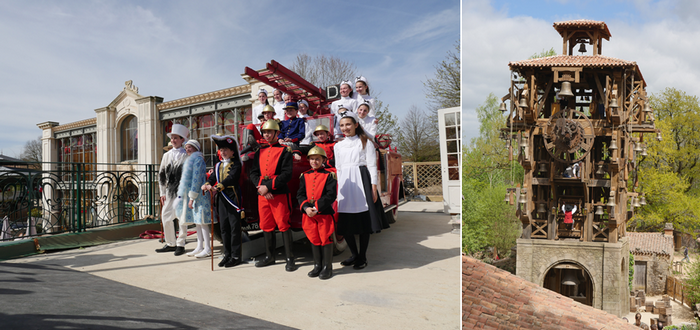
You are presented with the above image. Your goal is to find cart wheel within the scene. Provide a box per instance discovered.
[332,232,347,256]
[386,208,398,224]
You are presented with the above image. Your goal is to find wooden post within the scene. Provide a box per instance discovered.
[412,163,418,196]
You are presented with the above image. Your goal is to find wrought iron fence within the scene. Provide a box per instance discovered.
[0,161,160,242]
[402,161,442,201]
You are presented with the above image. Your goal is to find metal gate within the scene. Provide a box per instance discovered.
[634,261,647,292]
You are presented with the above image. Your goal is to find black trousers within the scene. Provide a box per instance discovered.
[217,194,242,259]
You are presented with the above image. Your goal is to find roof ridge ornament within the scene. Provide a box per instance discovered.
[124,80,139,94]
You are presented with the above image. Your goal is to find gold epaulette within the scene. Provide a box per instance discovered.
[240,211,245,219]
[299,173,304,179]
[331,172,336,179]
[286,146,292,152]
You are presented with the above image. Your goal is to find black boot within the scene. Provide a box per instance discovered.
[308,245,322,277]
[282,230,297,272]
[319,244,333,280]
[255,231,276,267]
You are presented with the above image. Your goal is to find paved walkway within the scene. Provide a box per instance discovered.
[1,202,460,329]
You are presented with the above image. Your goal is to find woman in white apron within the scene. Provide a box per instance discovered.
[334,111,389,270]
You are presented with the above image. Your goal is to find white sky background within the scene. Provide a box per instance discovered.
[0,0,459,157]
[462,0,700,145]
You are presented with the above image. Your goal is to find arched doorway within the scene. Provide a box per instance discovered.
[543,261,594,306]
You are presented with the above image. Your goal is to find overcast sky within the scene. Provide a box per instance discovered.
[462,0,700,145]
[0,0,459,157]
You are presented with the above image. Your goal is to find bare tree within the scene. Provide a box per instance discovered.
[290,53,358,89]
[396,105,440,162]
[423,41,460,111]
[20,136,42,163]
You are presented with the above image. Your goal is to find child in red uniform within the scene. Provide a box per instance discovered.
[297,146,337,279]
[249,120,296,271]
[241,105,277,158]
[299,125,336,168]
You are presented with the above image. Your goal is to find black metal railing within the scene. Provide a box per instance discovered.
[0,161,160,242]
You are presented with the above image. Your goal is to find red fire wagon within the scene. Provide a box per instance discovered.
[234,60,406,253]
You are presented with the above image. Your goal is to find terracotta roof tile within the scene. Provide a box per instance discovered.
[462,255,638,329]
[628,232,674,259]
[509,55,636,68]
[553,20,611,39]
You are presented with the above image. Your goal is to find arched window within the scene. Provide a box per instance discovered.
[121,115,138,162]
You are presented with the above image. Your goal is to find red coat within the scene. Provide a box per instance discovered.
[297,167,337,245]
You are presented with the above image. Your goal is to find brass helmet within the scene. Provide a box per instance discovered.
[262,105,276,113]
[313,125,330,134]
[261,119,280,132]
[307,146,327,158]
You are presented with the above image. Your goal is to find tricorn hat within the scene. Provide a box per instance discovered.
[210,134,238,150]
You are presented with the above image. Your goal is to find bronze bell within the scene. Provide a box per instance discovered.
[595,164,605,175]
[578,42,587,53]
[640,195,647,206]
[657,132,662,141]
[559,81,574,97]
[607,192,616,207]
[519,188,528,204]
[503,191,511,203]
[519,135,528,148]
[561,270,580,286]
[595,205,604,215]
[643,103,652,113]
[519,97,528,109]
[538,163,548,173]
[499,102,507,113]
[634,142,643,152]
[641,146,648,157]
[609,139,618,150]
[537,203,547,214]
[632,197,641,208]
[610,97,619,108]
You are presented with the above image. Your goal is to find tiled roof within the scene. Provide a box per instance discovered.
[462,256,638,329]
[628,232,674,259]
[553,20,611,39]
[509,55,636,68]
[54,118,97,132]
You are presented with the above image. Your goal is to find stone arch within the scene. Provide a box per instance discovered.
[541,259,596,307]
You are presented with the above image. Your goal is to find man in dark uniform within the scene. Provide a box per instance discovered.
[249,120,296,272]
[202,135,243,268]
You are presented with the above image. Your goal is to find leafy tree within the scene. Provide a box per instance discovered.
[374,98,398,138]
[423,41,460,111]
[462,93,523,256]
[684,257,700,306]
[20,136,42,163]
[633,87,700,232]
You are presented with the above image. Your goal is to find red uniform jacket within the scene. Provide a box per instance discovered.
[297,167,337,215]
[249,141,293,195]
[300,140,336,168]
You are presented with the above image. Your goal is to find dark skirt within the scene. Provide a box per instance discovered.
[337,165,390,235]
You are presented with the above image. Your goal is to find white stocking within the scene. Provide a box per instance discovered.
[200,224,211,253]
[192,225,203,254]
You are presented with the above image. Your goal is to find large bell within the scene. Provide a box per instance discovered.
[503,191,511,203]
[609,139,618,150]
[519,97,528,109]
[641,146,648,156]
[537,203,547,214]
[559,81,574,97]
[499,102,507,113]
[632,197,641,208]
[643,103,652,113]
[610,97,619,108]
[519,188,528,204]
[538,163,548,173]
[607,192,616,208]
[561,269,580,286]
[639,195,647,206]
[578,42,587,53]
[634,142,643,152]
[657,132,662,142]
[595,205,604,215]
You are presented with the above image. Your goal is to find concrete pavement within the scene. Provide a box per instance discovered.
[2,202,461,329]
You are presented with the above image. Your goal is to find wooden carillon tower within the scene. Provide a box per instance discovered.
[505,20,658,316]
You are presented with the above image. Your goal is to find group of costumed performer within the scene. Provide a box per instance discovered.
[156,124,190,256]
[174,139,212,258]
